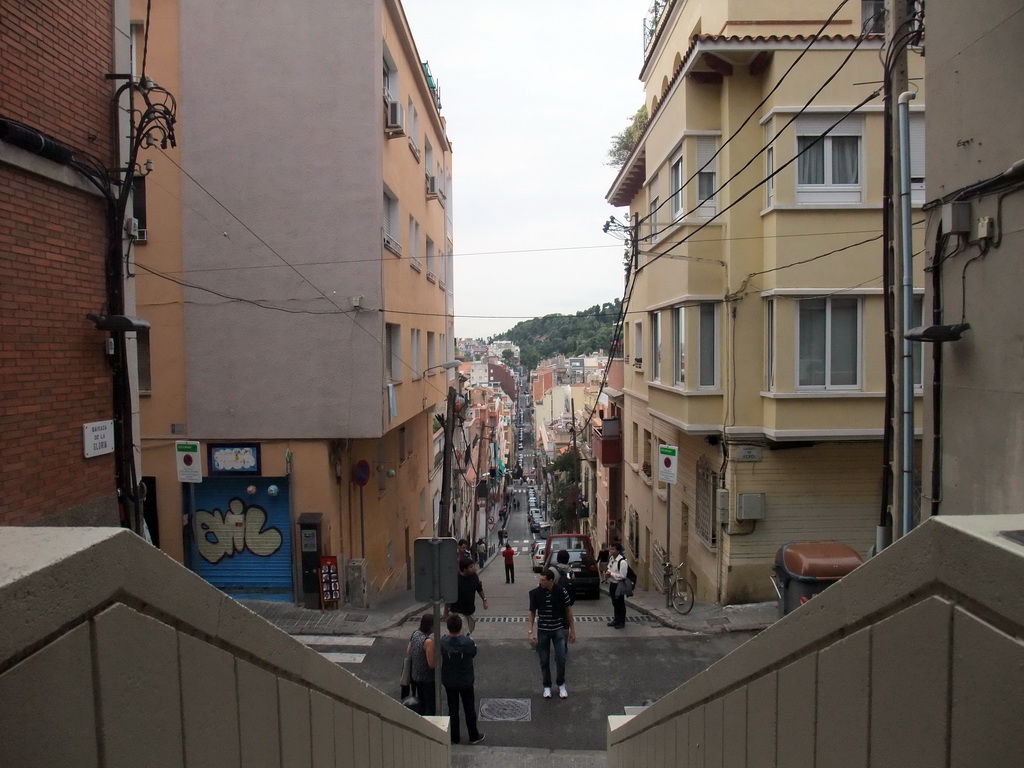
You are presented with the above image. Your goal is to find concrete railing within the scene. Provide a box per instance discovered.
[608,514,1024,768]
[0,527,449,768]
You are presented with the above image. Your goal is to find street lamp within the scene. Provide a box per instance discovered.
[425,359,461,375]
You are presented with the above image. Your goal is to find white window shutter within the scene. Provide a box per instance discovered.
[909,113,925,179]
[797,114,863,137]
[696,136,717,170]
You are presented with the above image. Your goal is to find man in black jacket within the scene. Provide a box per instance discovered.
[440,615,484,745]
[446,559,488,635]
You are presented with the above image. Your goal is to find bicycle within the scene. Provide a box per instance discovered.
[666,562,694,615]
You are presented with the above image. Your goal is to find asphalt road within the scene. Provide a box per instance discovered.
[312,486,755,752]
[327,629,752,751]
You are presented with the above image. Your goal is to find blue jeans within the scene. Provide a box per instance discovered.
[536,628,567,687]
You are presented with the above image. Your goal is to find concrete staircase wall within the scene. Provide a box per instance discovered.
[607,515,1024,767]
[0,528,449,768]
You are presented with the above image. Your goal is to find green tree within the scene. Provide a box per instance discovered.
[605,105,649,168]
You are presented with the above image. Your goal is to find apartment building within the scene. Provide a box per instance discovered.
[605,0,925,603]
[133,0,454,606]
[1,1,138,528]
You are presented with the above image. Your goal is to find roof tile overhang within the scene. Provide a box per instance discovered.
[606,145,646,208]
[606,33,878,209]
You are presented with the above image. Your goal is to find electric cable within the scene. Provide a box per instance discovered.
[638,0,881,237]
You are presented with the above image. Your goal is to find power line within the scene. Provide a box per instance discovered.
[637,0,874,235]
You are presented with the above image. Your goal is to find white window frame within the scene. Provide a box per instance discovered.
[647,172,659,243]
[909,113,925,207]
[426,236,436,281]
[382,47,398,103]
[765,122,775,207]
[796,115,863,204]
[427,330,437,372]
[632,321,643,368]
[669,154,683,219]
[383,187,400,254]
[650,311,662,382]
[673,306,685,385]
[797,296,862,390]
[406,99,420,158]
[410,328,422,379]
[386,323,402,382]
[698,302,718,389]
[765,298,775,391]
[695,137,717,218]
[408,215,421,269]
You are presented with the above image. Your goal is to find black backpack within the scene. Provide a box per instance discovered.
[553,565,576,605]
[625,563,637,585]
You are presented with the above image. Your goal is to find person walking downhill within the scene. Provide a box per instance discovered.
[406,613,436,715]
[441,615,484,745]
[502,541,516,584]
[446,559,488,635]
[475,538,486,568]
[527,567,576,699]
[606,542,629,629]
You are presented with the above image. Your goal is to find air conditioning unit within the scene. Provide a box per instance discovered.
[125,217,139,237]
[426,175,439,198]
[136,228,149,243]
[382,231,401,255]
[385,100,405,134]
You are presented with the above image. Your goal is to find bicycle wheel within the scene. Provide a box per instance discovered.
[671,577,694,614]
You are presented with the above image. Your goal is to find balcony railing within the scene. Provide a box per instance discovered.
[592,418,622,465]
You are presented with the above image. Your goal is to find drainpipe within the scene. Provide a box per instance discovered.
[898,91,916,537]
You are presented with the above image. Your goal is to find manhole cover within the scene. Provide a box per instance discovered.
[344,614,368,622]
[478,698,531,722]
[706,617,731,627]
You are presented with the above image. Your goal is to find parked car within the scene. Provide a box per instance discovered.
[543,533,600,599]
[532,541,547,572]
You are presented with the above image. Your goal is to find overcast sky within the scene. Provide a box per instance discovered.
[401,0,652,340]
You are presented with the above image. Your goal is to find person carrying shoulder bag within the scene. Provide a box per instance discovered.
[605,542,629,629]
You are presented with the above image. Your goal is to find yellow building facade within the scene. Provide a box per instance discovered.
[607,0,925,602]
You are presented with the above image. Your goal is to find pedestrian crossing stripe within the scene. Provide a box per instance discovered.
[319,652,366,664]
[294,635,375,647]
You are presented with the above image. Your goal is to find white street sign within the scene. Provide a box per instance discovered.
[658,444,678,484]
[83,420,114,458]
[175,441,203,483]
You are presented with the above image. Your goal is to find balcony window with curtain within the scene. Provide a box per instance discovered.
[796,115,863,203]
[798,296,860,388]
[698,303,718,388]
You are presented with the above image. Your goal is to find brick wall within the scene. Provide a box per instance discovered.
[1,0,120,524]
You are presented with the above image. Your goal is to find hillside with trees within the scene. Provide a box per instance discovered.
[492,300,621,370]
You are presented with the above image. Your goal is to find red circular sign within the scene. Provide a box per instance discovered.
[353,460,371,487]
[183,454,194,466]
[663,456,672,467]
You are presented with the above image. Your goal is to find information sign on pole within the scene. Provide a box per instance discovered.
[175,441,203,483]
[413,537,459,602]
[658,444,678,484]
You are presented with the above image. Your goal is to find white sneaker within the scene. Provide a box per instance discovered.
[542,687,552,699]
[558,684,568,699]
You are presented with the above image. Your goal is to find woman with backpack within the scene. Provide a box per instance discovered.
[605,542,630,628]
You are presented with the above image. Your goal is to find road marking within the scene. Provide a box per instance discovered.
[319,652,367,664]
[294,635,375,647]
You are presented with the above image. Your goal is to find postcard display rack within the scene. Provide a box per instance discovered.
[319,555,341,610]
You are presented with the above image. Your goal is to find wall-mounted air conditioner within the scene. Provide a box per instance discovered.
[426,175,439,198]
[382,231,401,255]
[385,100,405,135]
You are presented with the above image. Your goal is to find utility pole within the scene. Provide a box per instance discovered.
[886,0,912,543]
[438,386,456,537]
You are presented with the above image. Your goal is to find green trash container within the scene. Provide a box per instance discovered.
[772,541,863,616]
